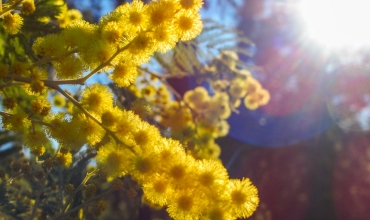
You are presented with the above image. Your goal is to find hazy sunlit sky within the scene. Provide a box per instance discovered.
[298,0,370,49]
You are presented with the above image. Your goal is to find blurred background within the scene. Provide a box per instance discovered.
[66,0,370,219]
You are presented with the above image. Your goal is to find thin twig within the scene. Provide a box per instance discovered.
[62,169,99,214]
[29,168,52,220]
[0,82,25,90]
[50,84,134,153]
[45,43,131,86]
[3,171,23,185]
[53,189,112,220]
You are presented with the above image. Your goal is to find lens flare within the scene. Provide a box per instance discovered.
[298,0,370,49]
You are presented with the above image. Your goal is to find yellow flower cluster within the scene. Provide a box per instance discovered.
[0,0,35,34]
[208,51,270,110]
[57,7,83,28]
[154,49,270,160]
[181,87,231,158]
[128,70,172,106]
[95,107,259,219]
[30,0,203,84]
[0,0,261,219]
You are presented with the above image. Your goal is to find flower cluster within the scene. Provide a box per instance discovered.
[96,108,259,219]
[0,0,262,219]
[0,0,35,34]
[152,50,270,159]
[0,0,83,35]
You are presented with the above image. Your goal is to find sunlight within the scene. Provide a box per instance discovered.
[298,0,370,49]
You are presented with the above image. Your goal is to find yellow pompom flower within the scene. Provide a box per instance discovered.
[229,78,248,99]
[21,0,36,15]
[97,141,134,177]
[178,0,203,11]
[99,6,121,25]
[113,110,140,142]
[56,4,69,28]
[53,94,66,108]
[131,99,152,119]
[143,174,174,206]
[57,8,83,28]
[54,56,85,79]
[81,84,114,115]
[160,101,193,133]
[23,130,49,149]
[141,85,156,97]
[96,200,108,213]
[101,107,121,127]
[152,25,178,53]
[201,203,233,220]
[131,121,162,152]
[117,0,149,33]
[2,13,23,34]
[255,88,271,106]
[128,32,155,65]
[81,39,116,67]
[29,80,45,94]
[45,114,84,151]
[194,137,221,159]
[31,145,46,157]
[156,138,187,166]
[167,190,204,220]
[226,178,259,219]
[174,11,203,41]
[147,0,179,27]
[245,77,262,94]
[195,159,228,192]
[101,21,123,44]
[214,119,230,137]
[30,99,50,115]
[163,154,196,187]
[205,93,231,120]
[231,98,241,108]
[67,9,83,21]
[61,20,96,48]
[110,61,138,87]
[212,80,228,93]
[179,0,203,11]
[35,34,66,57]
[28,67,48,80]
[244,88,270,110]
[55,151,73,167]
[244,95,259,110]
[129,153,159,184]
[10,61,28,76]
[72,114,106,146]
[184,86,210,111]
[2,97,17,110]
[157,84,172,104]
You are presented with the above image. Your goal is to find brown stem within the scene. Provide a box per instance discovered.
[3,171,23,185]
[62,169,99,214]
[29,168,51,220]
[53,189,112,220]
[0,82,25,90]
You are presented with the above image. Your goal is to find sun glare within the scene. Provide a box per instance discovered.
[298,0,370,49]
